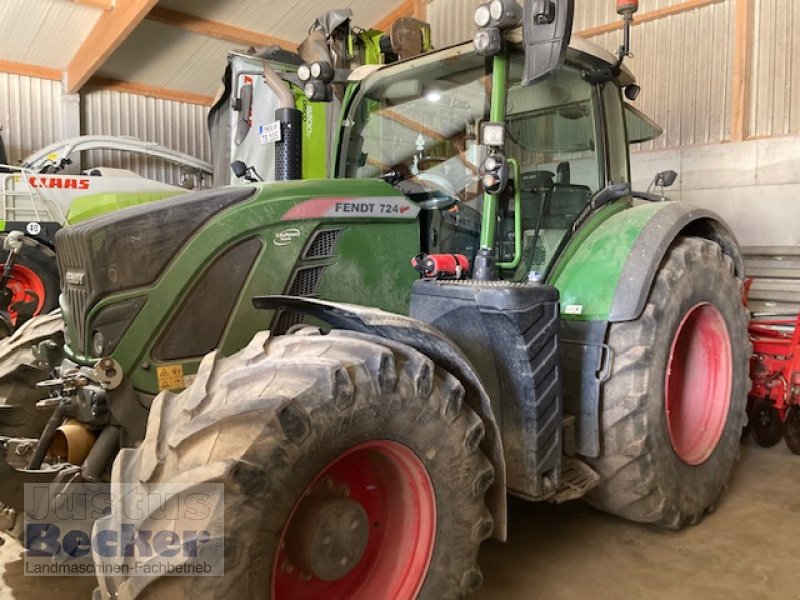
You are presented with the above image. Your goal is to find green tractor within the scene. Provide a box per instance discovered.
[0,1,748,598]
[0,9,430,437]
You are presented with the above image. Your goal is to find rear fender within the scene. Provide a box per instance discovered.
[553,201,744,323]
[608,204,745,322]
[253,295,508,541]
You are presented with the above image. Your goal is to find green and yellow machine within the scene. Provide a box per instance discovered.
[0,2,749,598]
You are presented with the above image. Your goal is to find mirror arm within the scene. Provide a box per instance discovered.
[631,191,664,202]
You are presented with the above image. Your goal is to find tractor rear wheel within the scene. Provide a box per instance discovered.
[0,311,63,438]
[0,236,59,333]
[94,328,494,600]
[586,237,749,528]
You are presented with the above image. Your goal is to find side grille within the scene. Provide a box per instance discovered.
[57,231,92,352]
[304,230,342,259]
[288,266,326,296]
[273,265,327,334]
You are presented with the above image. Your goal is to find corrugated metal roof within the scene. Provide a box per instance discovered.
[158,0,404,42]
[99,0,407,95]
[97,22,235,97]
[0,0,102,70]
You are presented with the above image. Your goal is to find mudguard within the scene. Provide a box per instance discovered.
[553,201,744,323]
[253,295,508,542]
[608,203,744,322]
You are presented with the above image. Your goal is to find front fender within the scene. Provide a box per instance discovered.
[553,201,744,323]
[253,295,508,542]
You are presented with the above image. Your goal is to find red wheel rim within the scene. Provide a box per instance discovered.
[665,302,732,465]
[272,440,436,600]
[1,263,46,324]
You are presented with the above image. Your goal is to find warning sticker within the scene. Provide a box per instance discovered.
[156,364,185,391]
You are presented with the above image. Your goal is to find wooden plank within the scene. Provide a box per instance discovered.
[86,76,215,106]
[374,0,415,31]
[413,0,427,21]
[0,60,61,81]
[731,0,755,142]
[72,0,115,9]
[146,7,296,52]
[381,109,445,141]
[65,0,159,93]
[576,0,724,38]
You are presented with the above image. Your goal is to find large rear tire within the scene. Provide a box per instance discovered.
[0,311,63,437]
[95,328,494,599]
[586,237,749,528]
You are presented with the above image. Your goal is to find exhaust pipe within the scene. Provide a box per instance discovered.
[263,63,302,181]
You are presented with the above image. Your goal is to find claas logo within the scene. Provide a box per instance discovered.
[27,177,90,190]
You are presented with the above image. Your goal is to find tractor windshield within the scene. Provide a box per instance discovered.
[343,47,616,279]
[341,46,489,204]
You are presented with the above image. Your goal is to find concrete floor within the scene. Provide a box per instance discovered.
[0,438,797,599]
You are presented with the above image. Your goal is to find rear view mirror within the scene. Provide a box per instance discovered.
[521,0,575,87]
[234,84,253,146]
[655,170,678,188]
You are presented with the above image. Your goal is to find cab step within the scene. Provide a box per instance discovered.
[553,457,601,503]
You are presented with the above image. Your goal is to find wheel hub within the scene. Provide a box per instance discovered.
[288,496,370,581]
[272,440,436,600]
[664,302,733,465]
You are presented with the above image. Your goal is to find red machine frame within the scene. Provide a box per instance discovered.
[747,312,800,453]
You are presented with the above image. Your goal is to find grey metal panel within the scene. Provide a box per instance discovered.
[0,73,63,163]
[81,89,213,187]
[428,0,483,48]
[750,0,800,137]
[592,1,734,151]
[744,246,800,316]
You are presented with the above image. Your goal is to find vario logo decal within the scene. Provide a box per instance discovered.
[274,228,302,246]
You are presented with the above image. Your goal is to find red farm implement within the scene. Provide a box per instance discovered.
[747,311,800,453]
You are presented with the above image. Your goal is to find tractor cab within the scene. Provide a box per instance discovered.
[337,36,638,283]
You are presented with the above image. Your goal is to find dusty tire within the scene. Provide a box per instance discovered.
[0,311,63,437]
[95,329,494,600]
[585,237,749,528]
[0,236,59,330]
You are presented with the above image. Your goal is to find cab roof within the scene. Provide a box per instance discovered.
[349,34,635,88]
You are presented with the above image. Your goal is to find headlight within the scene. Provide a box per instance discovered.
[88,297,145,357]
[474,4,491,27]
[298,64,311,82]
[310,62,322,78]
[92,330,106,356]
[489,0,504,21]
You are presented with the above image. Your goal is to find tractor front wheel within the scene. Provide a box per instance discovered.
[0,311,63,438]
[0,236,59,333]
[95,329,494,599]
[586,237,749,528]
